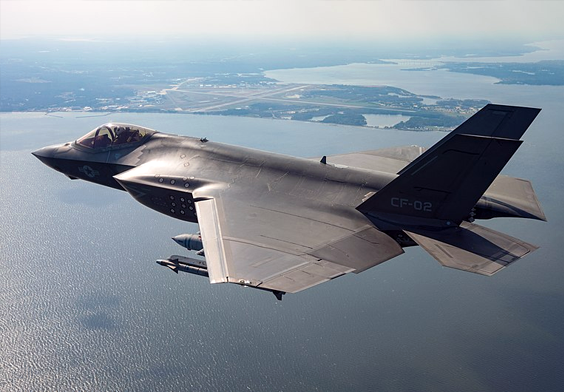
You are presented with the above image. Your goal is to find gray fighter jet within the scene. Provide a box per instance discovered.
[33,104,546,300]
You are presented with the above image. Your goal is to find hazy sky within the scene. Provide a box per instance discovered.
[1,0,563,41]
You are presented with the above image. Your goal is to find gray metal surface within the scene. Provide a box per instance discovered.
[32,104,546,299]
[406,222,539,276]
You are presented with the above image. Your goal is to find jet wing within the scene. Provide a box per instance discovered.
[315,145,426,174]
[192,186,404,294]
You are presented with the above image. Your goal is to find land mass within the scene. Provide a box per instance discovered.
[405,60,564,86]
[0,66,486,131]
[6,38,560,130]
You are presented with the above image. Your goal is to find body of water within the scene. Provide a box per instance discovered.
[2,53,564,391]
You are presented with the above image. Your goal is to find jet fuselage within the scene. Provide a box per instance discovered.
[33,129,395,225]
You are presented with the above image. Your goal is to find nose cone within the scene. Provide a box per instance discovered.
[172,234,203,251]
[32,145,55,159]
[32,144,64,171]
[172,235,186,248]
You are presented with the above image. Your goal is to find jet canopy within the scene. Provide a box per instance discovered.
[76,123,156,149]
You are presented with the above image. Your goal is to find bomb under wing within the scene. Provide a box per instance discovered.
[32,104,546,299]
[157,255,208,276]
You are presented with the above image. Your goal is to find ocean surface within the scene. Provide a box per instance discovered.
[2,56,564,391]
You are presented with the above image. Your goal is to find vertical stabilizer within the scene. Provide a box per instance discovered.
[398,104,541,175]
[357,105,541,226]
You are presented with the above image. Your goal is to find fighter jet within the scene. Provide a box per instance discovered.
[33,104,546,300]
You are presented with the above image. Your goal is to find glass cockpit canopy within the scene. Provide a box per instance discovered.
[76,123,156,149]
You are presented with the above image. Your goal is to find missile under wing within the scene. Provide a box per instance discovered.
[33,104,546,299]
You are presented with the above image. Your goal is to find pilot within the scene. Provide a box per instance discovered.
[93,133,111,148]
[114,126,131,144]
[128,127,141,142]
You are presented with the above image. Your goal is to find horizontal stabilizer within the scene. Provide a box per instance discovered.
[480,175,547,221]
[405,222,538,276]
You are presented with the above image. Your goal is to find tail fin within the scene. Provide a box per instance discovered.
[357,105,541,226]
[399,104,541,175]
